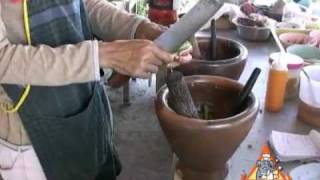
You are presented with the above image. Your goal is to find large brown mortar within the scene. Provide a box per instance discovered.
[155,75,259,179]
[175,37,248,80]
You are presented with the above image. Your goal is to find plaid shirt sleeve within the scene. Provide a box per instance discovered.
[85,0,147,41]
[0,3,100,86]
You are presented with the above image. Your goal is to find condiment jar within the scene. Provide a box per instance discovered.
[265,53,289,112]
[269,52,304,100]
[298,65,320,127]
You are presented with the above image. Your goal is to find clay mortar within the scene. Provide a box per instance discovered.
[175,37,248,80]
[155,75,259,180]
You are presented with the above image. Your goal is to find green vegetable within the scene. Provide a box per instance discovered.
[175,41,192,53]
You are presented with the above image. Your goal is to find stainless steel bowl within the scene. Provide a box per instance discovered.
[233,19,270,41]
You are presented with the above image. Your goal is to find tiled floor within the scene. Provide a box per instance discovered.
[106,29,320,180]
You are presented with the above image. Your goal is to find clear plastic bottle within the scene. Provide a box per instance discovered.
[269,52,304,100]
[265,53,289,112]
[286,61,304,100]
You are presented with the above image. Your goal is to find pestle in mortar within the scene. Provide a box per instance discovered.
[190,35,202,59]
[153,0,224,91]
[234,68,261,114]
[178,13,202,60]
[166,71,199,118]
[210,19,217,60]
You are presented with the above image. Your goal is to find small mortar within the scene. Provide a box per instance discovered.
[175,37,248,80]
[155,75,259,180]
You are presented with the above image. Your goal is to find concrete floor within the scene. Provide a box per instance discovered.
[105,29,320,180]
[106,77,173,180]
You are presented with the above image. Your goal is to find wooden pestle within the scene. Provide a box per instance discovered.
[210,19,217,60]
[190,35,202,59]
[166,71,199,118]
[234,68,261,114]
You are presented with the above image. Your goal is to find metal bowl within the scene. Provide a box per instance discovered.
[233,18,270,41]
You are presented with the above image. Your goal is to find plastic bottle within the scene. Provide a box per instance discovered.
[265,53,289,112]
[269,52,304,100]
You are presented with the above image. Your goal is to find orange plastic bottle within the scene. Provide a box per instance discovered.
[265,55,289,112]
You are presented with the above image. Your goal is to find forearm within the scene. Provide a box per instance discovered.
[98,39,174,79]
[134,20,165,40]
[0,40,100,86]
[85,0,147,41]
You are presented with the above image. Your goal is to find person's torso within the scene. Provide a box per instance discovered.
[0,0,31,145]
[1,1,120,179]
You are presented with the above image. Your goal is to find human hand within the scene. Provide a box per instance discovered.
[99,39,175,79]
[105,41,192,88]
[106,21,192,88]
[107,21,167,88]
[177,46,193,63]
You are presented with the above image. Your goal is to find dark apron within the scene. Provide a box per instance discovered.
[3,0,121,179]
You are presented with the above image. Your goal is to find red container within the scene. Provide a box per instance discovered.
[148,0,178,26]
[148,8,177,26]
[149,0,175,9]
